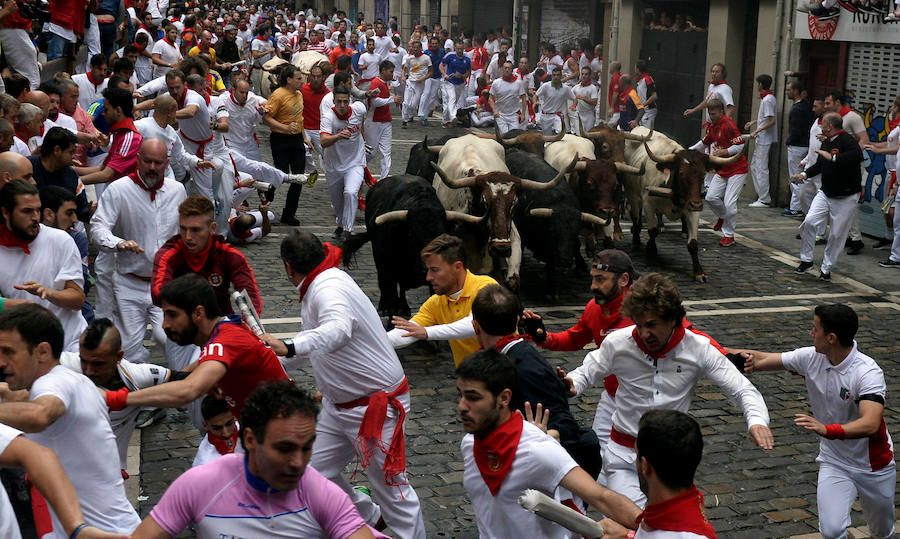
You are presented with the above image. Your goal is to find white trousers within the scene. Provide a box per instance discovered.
[465,68,483,101]
[539,113,563,136]
[496,112,522,134]
[327,166,365,232]
[227,138,263,162]
[639,107,657,129]
[0,29,39,90]
[79,14,101,74]
[817,462,896,539]
[440,81,465,124]
[211,155,236,233]
[601,440,646,508]
[799,191,857,274]
[93,251,117,321]
[182,138,214,199]
[232,150,286,189]
[470,111,494,127]
[750,142,772,204]
[114,273,165,364]
[311,394,426,539]
[848,212,862,242]
[590,392,615,452]
[787,145,808,211]
[890,196,900,263]
[565,100,578,134]
[304,129,323,173]
[402,80,425,122]
[705,173,746,238]
[364,120,392,179]
[417,78,441,117]
[577,109,597,132]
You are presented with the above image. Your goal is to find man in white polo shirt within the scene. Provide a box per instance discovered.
[744,304,895,539]
[489,60,526,134]
[536,66,574,135]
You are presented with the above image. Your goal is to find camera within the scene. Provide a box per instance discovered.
[17,0,50,23]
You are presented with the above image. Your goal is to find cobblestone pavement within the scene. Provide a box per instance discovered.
[124,114,900,538]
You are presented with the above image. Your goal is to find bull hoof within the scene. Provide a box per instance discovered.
[694,272,708,283]
[506,276,521,294]
[614,231,625,242]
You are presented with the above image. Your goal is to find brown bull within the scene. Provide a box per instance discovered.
[571,157,644,248]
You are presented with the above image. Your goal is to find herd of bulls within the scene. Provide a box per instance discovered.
[343,125,745,318]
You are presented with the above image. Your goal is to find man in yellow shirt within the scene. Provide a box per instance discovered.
[188,30,218,70]
[389,234,497,366]
[262,65,306,226]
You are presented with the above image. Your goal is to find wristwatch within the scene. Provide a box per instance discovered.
[282,338,296,358]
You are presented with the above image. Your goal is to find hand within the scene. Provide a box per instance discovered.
[712,148,730,157]
[258,202,269,212]
[96,133,109,146]
[628,120,638,129]
[683,108,693,117]
[366,89,379,97]
[393,95,402,105]
[312,391,323,402]
[89,201,98,215]
[239,178,256,188]
[0,382,11,400]
[864,143,874,151]
[816,149,831,159]
[749,424,774,450]
[744,121,753,130]
[289,122,301,134]
[523,401,550,434]
[391,317,427,340]
[262,334,289,356]
[555,366,576,397]
[256,103,268,115]
[493,111,500,118]
[816,133,826,142]
[790,173,805,184]
[338,128,352,139]
[741,351,761,373]
[116,240,144,253]
[597,518,632,539]
[14,281,54,301]
[196,160,216,170]
[794,413,826,437]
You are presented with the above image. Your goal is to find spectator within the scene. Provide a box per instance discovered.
[634,60,658,129]
[607,60,622,125]
[745,74,777,208]
[0,151,34,184]
[784,79,815,218]
[613,74,644,131]
[0,4,41,89]
[0,119,13,153]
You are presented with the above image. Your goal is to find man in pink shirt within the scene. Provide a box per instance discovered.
[132,381,386,539]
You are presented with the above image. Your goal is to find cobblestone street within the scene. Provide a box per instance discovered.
[126,116,900,538]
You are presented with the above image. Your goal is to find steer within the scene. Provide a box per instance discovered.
[627,132,743,282]
[504,148,607,294]
[492,126,565,156]
[342,174,483,318]
[405,135,456,179]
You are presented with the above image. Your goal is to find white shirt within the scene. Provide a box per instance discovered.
[151,38,182,78]
[134,29,155,84]
[485,54,505,81]
[373,34,393,60]
[250,36,274,67]
[568,325,770,438]
[800,119,823,178]
[205,95,230,157]
[178,89,212,146]
[192,427,245,467]
[490,78,525,116]
[782,343,895,472]
[285,267,405,403]
[537,83,575,114]
[0,225,85,352]
[704,82,734,123]
[358,52,381,79]
[319,101,367,173]
[28,365,141,536]
[219,90,266,149]
[90,174,186,277]
[756,93,777,145]
[60,352,175,467]
[484,38,500,55]
[462,421,578,538]
[886,126,900,171]
[11,136,29,156]
[134,117,201,178]
[573,82,600,113]
[0,423,23,539]
[71,72,107,111]
[387,47,407,79]
[403,53,432,83]
[53,113,79,134]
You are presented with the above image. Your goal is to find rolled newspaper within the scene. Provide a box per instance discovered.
[231,290,265,336]
[518,489,605,537]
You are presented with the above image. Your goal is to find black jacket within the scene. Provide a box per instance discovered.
[804,130,863,198]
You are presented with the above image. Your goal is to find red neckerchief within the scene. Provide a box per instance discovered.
[0,222,33,254]
[239,23,247,31]
[830,129,847,140]
[229,90,245,107]
[839,106,851,117]
[473,412,523,496]
[108,116,139,134]
[636,486,717,539]
[632,321,686,360]
[177,236,213,272]
[134,41,145,53]
[86,71,105,87]
[579,80,592,87]
[709,79,727,86]
[254,35,267,42]
[128,171,164,201]
[759,90,774,99]
[138,23,151,33]
[162,36,175,47]
[209,429,239,455]
[501,75,517,83]
[297,242,341,302]
[890,117,900,131]
[493,333,531,352]
[413,51,423,57]
[331,106,351,121]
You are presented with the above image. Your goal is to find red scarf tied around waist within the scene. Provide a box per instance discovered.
[636,486,717,539]
[129,171,164,201]
[297,242,341,302]
[473,412,523,495]
[0,222,33,254]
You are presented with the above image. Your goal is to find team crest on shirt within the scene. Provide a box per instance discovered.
[208,273,224,287]
[840,387,852,401]
[487,452,501,471]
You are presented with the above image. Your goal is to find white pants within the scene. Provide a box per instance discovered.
[311,394,426,539]
[496,112,521,134]
[705,173,746,238]
[465,68,483,101]
[577,109,597,132]
[470,111,494,127]
[440,81,465,124]
[79,14,101,73]
[417,78,441,117]
[402,79,425,122]
[364,121,392,179]
[787,145,808,211]
[328,167,365,232]
[182,139,214,198]
[601,439,646,508]
[890,196,900,263]
[93,251,117,321]
[817,462,896,539]
[539,113,563,135]
[799,191,858,274]
[228,138,263,162]
[799,175,826,236]
[750,142,772,204]
[304,129,323,173]
[639,107,657,129]
[114,273,165,364]
[565,100,578,134]
[0,29,39,90]
[210,154,236,233]
[232,151,287,189]
[164,339,203,430]
[591,392,615,452]
[848,212,862,242]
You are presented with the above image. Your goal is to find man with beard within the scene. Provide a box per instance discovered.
[0,180,86,352]
[30,127,90,223]
[90,138,186,364]
[104,273,289,422]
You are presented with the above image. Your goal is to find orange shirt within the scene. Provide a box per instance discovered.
[265,87,304,134]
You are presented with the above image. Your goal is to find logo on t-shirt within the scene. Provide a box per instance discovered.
[208,273,224,287]
[839,387,852,401]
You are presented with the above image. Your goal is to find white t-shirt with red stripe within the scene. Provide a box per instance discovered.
[782,343,895,472]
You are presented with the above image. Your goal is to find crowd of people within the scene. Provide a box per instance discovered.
[0,1,894,538]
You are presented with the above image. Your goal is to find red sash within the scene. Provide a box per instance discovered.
[473,412,523,495]
[636,486,717,538]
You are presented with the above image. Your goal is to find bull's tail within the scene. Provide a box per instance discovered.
[341,232,371,268]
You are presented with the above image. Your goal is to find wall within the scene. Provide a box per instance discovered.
[537,0,592,51]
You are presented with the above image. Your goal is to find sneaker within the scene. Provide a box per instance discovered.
[718,236,736,247]
[332,226,342,239]
[306,170,318,187]
[712,218,723,231]
[795,261,814,273]
[816,236,827,245]
[401,121,408,128]
[846,240,864,255]
[748,200,771,208]
[885,12,900,21]
[136,408,167,429]
[782,208,803,217]
[879,258,900,268]
[818,271,831,281]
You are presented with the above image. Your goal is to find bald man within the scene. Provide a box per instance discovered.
[90,139,187,363]
[0,151,34,185]
[134,94,215,183]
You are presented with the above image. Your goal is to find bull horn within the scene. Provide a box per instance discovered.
[615,162,645,175]
[520,154,579,191]
[529,208,553,218]
[646,186,673,198]
[582,130,603,140]
[707,150,744,166]
[578,116,587,137]
[431,161,478,189]
[445,210,487,223]
[643,141,677,164]
[623,130,653,142]
[423,136,444,154]
[581,212,612,226]
[494,125,518,146]
[374,210,409,225]
[542,128,566,143]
